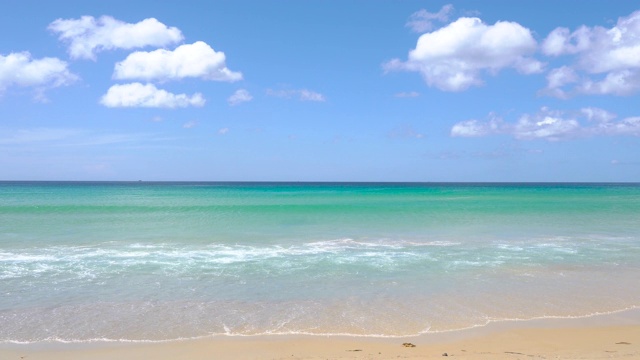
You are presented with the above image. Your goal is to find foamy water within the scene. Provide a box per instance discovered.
[1,182,639,342]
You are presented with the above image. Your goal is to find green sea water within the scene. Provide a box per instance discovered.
[1,182,639,342]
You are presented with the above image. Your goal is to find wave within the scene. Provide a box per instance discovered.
[1,234,636,281]
[2,306,638,344]
[0,238,456,269]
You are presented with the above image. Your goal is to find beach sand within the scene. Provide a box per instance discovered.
[2,310,639,359]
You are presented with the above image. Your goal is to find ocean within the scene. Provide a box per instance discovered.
[1,182,639,343]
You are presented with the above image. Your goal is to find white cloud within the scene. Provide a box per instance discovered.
[227,89,252,106]
[266,88,326,101]
[585,114,640,136]
[218,127,229,135]
[541,27,591,56]
[0,52,77,96]
[540,66,578,98]
[113,41,242,82]
[581,107,616,123]
[513,111,580,140]
[541,10,640,96]
[386,17,543,91]
[299,89,325,101]
[406,4,454,33]
[182,121,197,129]
[452,107,640,140]
[100,83,205,108]
[451,113,504,137]
[577,70,640,96]
[48,16,183,60]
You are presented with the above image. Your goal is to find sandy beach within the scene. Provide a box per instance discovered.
[3,0,640,354]
[2,309,639,360]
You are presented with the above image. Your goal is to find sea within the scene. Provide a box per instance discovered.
[1,182,639,343]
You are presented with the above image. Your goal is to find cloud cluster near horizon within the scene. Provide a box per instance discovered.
[451,107,640,140]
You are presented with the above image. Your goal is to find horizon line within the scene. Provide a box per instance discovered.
[1,180,639,185]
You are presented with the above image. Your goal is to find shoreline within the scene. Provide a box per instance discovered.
[2,308,639,359]
[3,305,639,344]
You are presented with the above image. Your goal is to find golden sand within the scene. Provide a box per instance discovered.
[2,310,639,359]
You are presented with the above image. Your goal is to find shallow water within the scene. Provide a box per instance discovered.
[1,182,639,342]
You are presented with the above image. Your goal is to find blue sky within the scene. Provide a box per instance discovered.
[1,0,639,181]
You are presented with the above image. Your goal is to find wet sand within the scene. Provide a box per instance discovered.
[2,309,639,359]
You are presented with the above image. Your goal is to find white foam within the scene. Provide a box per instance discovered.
[3,305,639,344]
[0,252,56,262]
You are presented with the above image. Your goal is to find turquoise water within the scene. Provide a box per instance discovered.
[1,182,639,342]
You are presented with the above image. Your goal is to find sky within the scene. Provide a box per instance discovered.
[1,0,639,182]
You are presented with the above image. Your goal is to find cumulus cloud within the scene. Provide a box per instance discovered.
[0,52,77,96]
[406,4,454,33]
[541,10,640,96]
[48,16,183,60]
[577,70,640,96]
[451,107,640,140]
[113,41,242,82]
[541,27,592,56]
[218,127,229,135]
[266,88,326,101]
[227,89,252,106]
[100,82,205,108]
[386,16,543,91]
